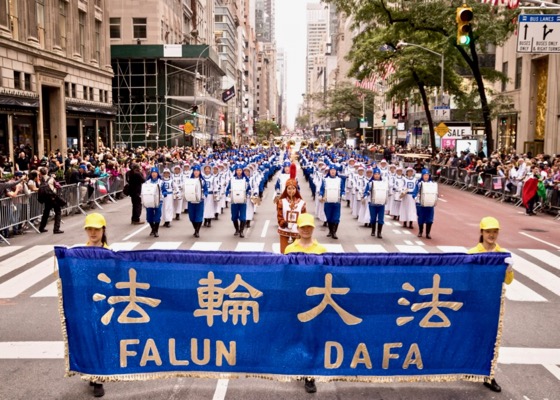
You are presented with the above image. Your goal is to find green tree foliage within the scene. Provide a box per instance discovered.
[255,120,280,140]
[324,0,518,154]
[295,114,310,129]
[311,82,377,122]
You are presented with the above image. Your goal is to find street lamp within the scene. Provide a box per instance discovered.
[397,41,444,107]
[194,42,221,145]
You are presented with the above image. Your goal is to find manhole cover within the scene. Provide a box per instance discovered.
[523,228,547,233]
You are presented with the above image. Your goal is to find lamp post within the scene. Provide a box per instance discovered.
[397,41,444,107]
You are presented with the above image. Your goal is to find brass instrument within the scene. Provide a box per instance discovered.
[314,140,320,147]
[326,140,334,149]
[262,140,270,149]
[274,139,282,147]
[288,139,295,147]
[300,140,308,149]
[250,140,257,149]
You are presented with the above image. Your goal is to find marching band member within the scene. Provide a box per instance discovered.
[218,162,229,212]
[171,165,184,221]
[399,167,417,229]
[413,169,436,239]
[274,161,293,203]
[364,168,387,238]
[319,165,345,240]
[358,167,373,227]
[352,165,367,219]
[226,164,251,238]
[161,168,174,228]
[182,163,192,214]
[378,159,390,181]
[277,164,307,254]
[143,167,166,238]
[390,166,405,220]
[386,164,397,216]
[314,164,328,226]
[244,165,258,228]
[202,164,216,228]
[186,165,208,238]
[212,164,221,220]
[343,158,356,207]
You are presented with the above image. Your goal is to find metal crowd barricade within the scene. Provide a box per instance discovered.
[0,195,22,245]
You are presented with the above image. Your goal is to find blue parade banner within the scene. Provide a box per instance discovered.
[55,247,508,383]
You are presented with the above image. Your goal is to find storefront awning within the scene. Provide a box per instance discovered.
[0,96,39,108]
[66,104,117,115]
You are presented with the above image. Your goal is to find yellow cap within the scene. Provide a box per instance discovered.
[84,213,106,229]
[480,216,500,230]
[297,213,315,228]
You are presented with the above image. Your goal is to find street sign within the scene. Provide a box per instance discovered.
[517,15,560,53]
[434,106,450,121]
[435,122,449,138]
[184,122,194,134]
[360,121,368,128]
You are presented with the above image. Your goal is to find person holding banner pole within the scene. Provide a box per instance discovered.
[467,216,514,393]
[284,213,326,393]
[83,212,109,397]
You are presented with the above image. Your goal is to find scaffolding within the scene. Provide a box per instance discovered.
[111,45,226,148]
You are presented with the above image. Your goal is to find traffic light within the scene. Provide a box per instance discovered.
[456,5,473,46]
[381,114,387,124]
[360,116,366,123]
[191,105,198,116]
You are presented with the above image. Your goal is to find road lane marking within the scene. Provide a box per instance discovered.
[323,244,344,253]
[121,223,150,241]
[190,242,222,251]
[0,245,52,279]
[272,243,281,254]
[235,242,265,252]
[31,281,57,298]
[520,249,560,271]
[438,198,448,203]
[0,246,23,258]
[261,219,270,238]
[499,347,560,365]
[212,379,229,400]
[404,240,413,245]
[0,342,64,359]
[505,280,547,302]
[415,241,425,246]
[392,230,402,235]
[519,232,560,250]
[402,230,412,235]
[543,364,560,381]
[511,253,560,297]
[395,245,428,253]
[0,257,55,298]
[111,242,140,251]
[148,242,182,250]
[355,244,387,253]
[438,246,469,253]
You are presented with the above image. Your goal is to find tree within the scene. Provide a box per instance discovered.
[311,82,377,123]
[325,0,518,154]
[254,120,280,140]
[295,114,310,129]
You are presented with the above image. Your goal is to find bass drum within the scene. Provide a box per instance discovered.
[371,181,388,205]
[231,179,247,204]
[420,181,438,207]
[184,178,202,203]
[141,182,161,208]
[324,178,340,203]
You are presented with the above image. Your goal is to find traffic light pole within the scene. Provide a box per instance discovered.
[362,95,366,143]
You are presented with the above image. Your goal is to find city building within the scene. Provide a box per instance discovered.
[0,0,115,163]
[255,0,275,43]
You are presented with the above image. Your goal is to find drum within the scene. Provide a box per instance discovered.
[184,179,202,203]
[213,193,221,202]
[324,178,341,203]
[420,182,438,207]
[141,182,161,208]
[231,179,247,204]
[371,181,388,205]
[356,190,363,201]
[172,188,183,200]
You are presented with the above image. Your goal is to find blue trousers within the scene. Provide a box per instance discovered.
[416,205,435,224]
[324,202,341,224]
[145,205,162,223]
[188,202,204,223]
[231,203,247,222]
[369,204,385,225]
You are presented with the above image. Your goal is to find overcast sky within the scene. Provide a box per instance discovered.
[276,0,319,129]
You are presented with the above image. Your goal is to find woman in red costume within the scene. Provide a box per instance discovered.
[277,163,307,254]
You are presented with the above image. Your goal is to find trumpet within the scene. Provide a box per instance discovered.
[262,140,270,149]
[300,140,308,149]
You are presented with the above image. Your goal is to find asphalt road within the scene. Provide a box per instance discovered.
[0,167,559,400]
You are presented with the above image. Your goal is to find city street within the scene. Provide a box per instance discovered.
[0,168,559,400]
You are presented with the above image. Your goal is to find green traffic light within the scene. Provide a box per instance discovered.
[459,35,470,45]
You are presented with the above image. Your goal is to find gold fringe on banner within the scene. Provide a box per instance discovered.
[489,285,507,379]
[56,279,72,377]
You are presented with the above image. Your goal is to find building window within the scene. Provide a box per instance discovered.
[501,61,508,92]
[83,86,88,100]
[105,90,109,103]
[37,0,45,45]
[515,57,522,89]
[13,71,20,89]
[133,18,147,39]
[90,87,94,100]
[0,0,9,29]
[65,82,70,97]
[78,10,86,56]
[24,73,31,91]
[215,15,224,23]
[94,21,101,62]
[72,83,76,98]
[109,17,120,39]
[59,0,67,50]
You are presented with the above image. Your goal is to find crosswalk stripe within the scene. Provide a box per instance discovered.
[31,281,57,298]
[355,244,387,253]
[505,280,547,302]
[392,230,402,235]
[234,242,265,252]
[0,246,23,258]
[543,364,560,381]
[149,242,182,250]
[395,245,428,253]
[498,347,560,365]
[190,242,222,251]
[111,242,140,251]
[404,240,413,245]
[415,241,425,246]
[323,244,344,253]
[402,230,412,235]
[520,249,560,272]
[438,246,469,253]
[0,341,64,359]
[511,253,560,297]
[272,243,281,254]
[0,257,55,298]
[0,245,52,279]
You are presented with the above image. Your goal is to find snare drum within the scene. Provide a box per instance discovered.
[371,181,388,205]
[172,189,183,200]
[420,182,438,207]
[141,182,161,208]
[184,178,202,203]
[324,178,341,203]
[231,179,247,204]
